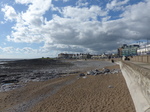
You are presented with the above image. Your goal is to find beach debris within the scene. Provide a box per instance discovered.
[108,85,114,88]
[87,71,95,75]
[103,68,110,73]
[69,71,79,74]
[95,69,99,72]
[79,73,86,77]
[86,68,121,76]
[111,69,120,74]
[82,76,87,79]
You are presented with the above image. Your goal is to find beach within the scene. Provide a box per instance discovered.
[0,59,135,112]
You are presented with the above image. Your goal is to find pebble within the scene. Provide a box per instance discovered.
[108,85,114,88]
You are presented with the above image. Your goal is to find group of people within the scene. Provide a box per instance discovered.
[111,56,131,63]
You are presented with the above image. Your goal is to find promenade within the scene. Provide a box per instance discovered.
[130,61,150,69]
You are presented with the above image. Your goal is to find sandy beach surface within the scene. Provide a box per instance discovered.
[0,59,135,112]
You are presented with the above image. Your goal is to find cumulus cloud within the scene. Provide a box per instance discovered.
[6,0,52,43]
[106,0,129,11]
[42,43,94,54]
[1,5,17,21]
[0,45,60,58]
[0,46,14,53]
[54,0,70,2]
[21,47,37,54]
[63,0,70,2]
[2,0,150,56]
[121,0,150,40]
[15,0,31,4]
[62,5,107,21]
[76,0,89,7]
[0,46,38,54]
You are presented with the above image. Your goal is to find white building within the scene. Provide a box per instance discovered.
[137,44,150,55]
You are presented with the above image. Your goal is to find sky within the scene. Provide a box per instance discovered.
[0,0,150,58]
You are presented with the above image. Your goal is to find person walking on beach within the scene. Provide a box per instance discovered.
[111,59,114,63]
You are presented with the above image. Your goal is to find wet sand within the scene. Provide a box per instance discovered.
[0,64,136,112]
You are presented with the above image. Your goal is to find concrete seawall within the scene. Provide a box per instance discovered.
[118,61,150,112]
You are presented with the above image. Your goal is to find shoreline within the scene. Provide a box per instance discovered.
[0,59,115,92]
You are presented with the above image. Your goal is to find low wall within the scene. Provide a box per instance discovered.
[92,55,150,63]
[130,55,150,63]
[99,58,122,62]
[119,61,150,112]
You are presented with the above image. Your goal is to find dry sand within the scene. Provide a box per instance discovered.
[0,65,135,112]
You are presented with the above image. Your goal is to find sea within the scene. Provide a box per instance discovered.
[0,59,23,64]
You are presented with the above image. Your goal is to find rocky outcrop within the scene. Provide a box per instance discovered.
[0,59,72,92]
